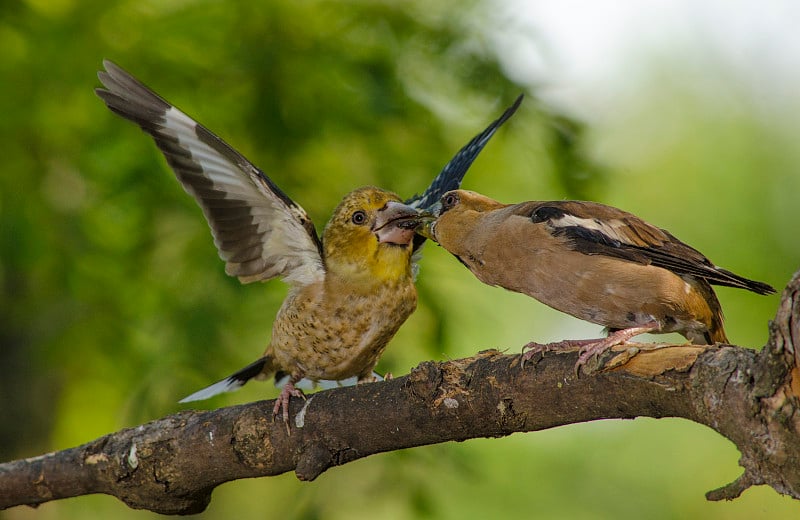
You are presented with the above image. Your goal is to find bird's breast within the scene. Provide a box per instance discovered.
[269,276,417,381]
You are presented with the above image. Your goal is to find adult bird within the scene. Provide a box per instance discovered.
[95,60,522,420]
[420,189,775,371]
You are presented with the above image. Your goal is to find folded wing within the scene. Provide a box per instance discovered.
[525,200,775,295]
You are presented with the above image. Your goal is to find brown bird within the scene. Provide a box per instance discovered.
[95,59,522,420]
[420,189,775,370]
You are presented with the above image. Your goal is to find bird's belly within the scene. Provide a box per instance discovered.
[270,282,416,381]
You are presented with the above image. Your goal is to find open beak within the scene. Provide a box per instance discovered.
[415,216,436,241]
[412,202,440,241]
[373,201,425,245]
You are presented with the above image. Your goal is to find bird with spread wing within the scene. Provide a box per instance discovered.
[419,189,775,372]
[95,60,522,420]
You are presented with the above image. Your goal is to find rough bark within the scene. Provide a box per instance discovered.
[2,271,799,515]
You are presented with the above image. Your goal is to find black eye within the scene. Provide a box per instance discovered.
[442,192,459,209]
[351,210,367,225]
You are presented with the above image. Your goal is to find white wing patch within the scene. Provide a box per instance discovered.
[160,105,325,286]
[96,61,325,287]
[551,214,640,246]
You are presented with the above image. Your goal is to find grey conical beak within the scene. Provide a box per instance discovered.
[373,201,423,245]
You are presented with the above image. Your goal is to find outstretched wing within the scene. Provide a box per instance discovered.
[96,60,324,286]
[525,200,775,295]
[407,94,523,265]
[407,94,524,212]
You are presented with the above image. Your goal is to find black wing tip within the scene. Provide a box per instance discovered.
[95,59,172,114]
[700,269,774,295]
[501,93,525,122]
[712,267,775,295]
[743,278,776,296]
[757,283,778,296]
[442,92,526,171]
[407,93,526,211]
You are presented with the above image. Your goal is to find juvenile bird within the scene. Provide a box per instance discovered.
[420,189,775,370]
[95,60,522,419]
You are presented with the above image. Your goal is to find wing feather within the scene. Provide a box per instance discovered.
[407,94,524,212]
[96,60,324,286]
[524,200,775,294]
[407,94,524,267]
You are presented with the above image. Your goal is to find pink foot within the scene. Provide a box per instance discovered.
[522,321,660,374]
[574,322,660,373]
[521,338,599,366]
[272,380,305,424]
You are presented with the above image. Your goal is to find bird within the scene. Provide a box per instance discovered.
[95,59,522,420]
[419,189,775,371]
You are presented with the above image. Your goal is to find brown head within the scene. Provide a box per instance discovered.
[419,189,506,251]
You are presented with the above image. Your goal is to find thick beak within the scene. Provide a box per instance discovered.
[373,201,424,245]
[411,202,439,241]
[416,217,436,241]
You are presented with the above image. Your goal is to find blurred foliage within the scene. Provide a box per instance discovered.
[1,0,799,519]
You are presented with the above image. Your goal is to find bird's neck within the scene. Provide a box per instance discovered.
[325,248,413,289]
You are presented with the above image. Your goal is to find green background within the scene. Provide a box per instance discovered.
[2,0,798,518]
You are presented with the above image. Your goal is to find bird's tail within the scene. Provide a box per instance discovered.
[693,281,729,345]
[178,355,275,403]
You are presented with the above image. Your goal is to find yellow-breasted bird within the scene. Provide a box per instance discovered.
[95,60,522,419]
[420,189,775,370]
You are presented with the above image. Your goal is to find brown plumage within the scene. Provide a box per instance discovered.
[95,60,522,419]
[422,189,775,369]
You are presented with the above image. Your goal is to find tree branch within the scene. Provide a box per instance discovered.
[2,271,799,515]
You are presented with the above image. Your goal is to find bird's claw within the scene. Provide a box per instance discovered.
[574,341,613,376]
[521,338,611,375]
[572,322,660,375]
[520,341,553,367]
[273,381,306,430]
[521,338,594,368]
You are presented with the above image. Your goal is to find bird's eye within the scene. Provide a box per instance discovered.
[442,193,459,209]
[351,210,367,225]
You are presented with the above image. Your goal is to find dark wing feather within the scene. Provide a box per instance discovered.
[526,200,775,295]
[96,60,325,286]
[407,94,523,254]
[407,94,523,211]
[179,357,270,403]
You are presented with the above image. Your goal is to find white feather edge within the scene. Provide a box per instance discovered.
[551,214,633,245]
[178,377,247,403]
[179,371,385,403]
[161,106,325,287]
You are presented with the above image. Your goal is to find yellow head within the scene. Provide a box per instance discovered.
[323,187,420,282]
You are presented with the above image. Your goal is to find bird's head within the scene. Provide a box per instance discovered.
[418,189,503,243]
[323,187,423,281]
